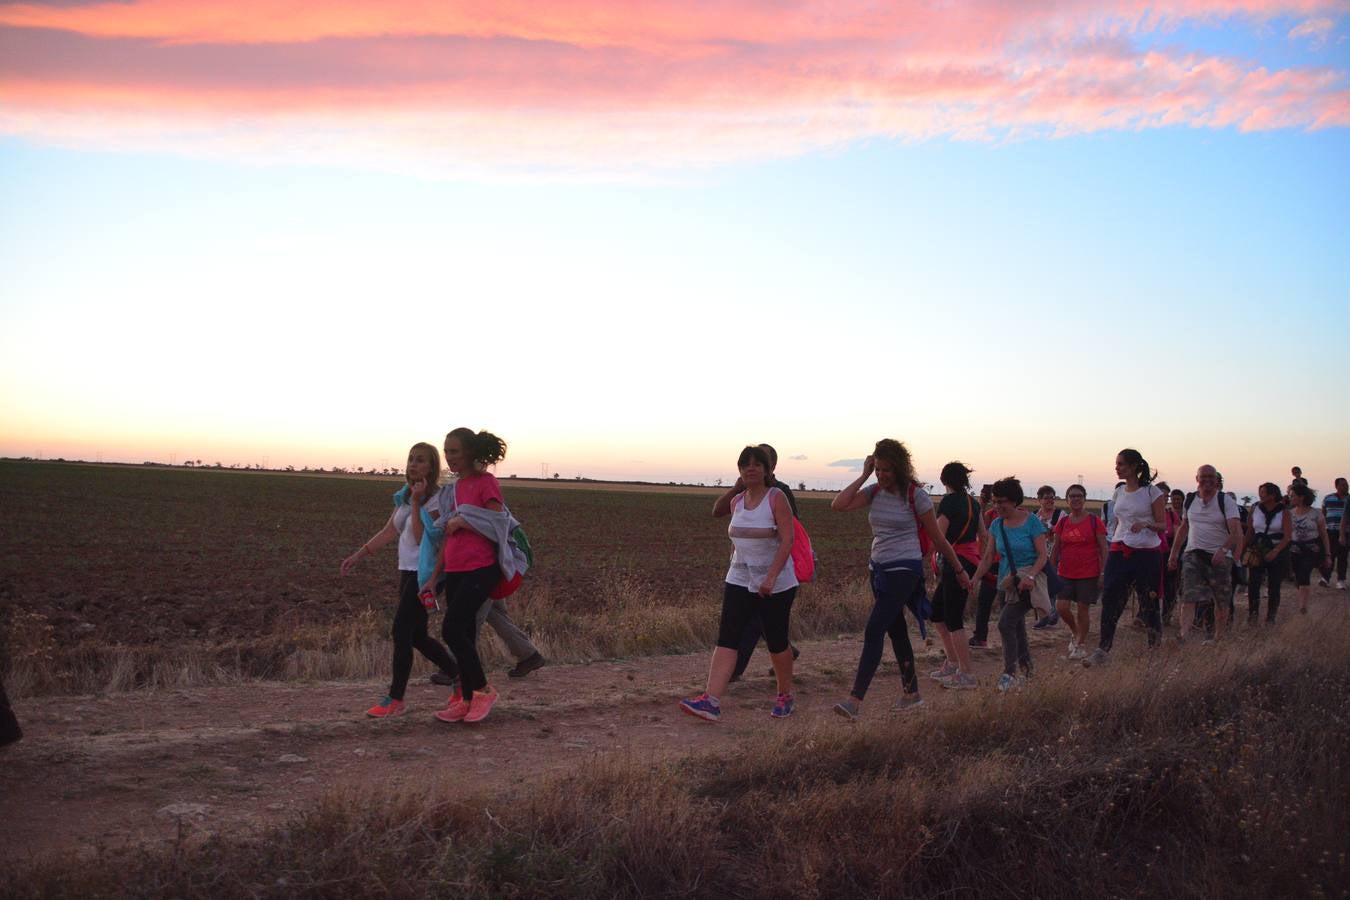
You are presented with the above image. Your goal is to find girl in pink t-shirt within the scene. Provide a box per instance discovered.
[426,427,510,724]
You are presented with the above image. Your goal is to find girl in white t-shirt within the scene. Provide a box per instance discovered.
[680,445,799,722]
[1083,448,1166,667]
[339,442,459,718]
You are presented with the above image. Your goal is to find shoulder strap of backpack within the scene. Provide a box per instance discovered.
[1185,491,1196,511]
[995,519,1020,578]
[950,493,975,545]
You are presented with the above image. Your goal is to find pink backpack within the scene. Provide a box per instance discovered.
[791,518,816,583]
[732,489,816,583]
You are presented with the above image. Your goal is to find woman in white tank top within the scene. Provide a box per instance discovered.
[680,445,798,722]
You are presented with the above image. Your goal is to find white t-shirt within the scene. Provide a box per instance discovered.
[393,493,442,571]
[1109,485,1164,549]
[1183,492,1238,555]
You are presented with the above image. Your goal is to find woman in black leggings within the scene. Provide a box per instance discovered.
[830,440,969,719]
[340,442,459,718]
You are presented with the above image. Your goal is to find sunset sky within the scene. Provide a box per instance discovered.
[2,1,1348,497]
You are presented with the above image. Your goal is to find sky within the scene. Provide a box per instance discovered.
[1,0,1348,498]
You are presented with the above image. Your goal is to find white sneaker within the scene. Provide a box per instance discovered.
[1338,581,1346,591]
[1318,576,1330,588]
[1067,643,1087,660]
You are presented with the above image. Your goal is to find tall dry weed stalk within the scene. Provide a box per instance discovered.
[10,612,1346,898]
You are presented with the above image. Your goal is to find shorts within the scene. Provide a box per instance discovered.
[1058,575,1100,605]
[930,556,976,631]
[1290,544,1323,586]
[1181,551,1233,606]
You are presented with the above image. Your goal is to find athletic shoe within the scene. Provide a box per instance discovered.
[1338,581,1347,591]
[967,639,991,650]
[443,685,463,708]
[1082,648,1110,668]
[1067,642,1087,660]
[1318,576,1329,588]
[366,696,406,718]
[434,696,470,723]
[996,673,1018,692]
[771,693,795,718]
[928,661,958,681]
[891,693,924,712]
[463,686,499,723]
[679,693,721,722]
[1032,610,1060,630]
[508,652,547,679]
[429,670,457,687]
[833,698,860,721]
[942,673,978,690]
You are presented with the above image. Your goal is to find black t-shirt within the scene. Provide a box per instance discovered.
[938,492,978,545]
[769,477,800,517]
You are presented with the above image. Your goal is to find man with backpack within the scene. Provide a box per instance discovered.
[1168,465,1244,643]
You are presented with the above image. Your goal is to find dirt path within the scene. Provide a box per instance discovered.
[0,603,1310,862]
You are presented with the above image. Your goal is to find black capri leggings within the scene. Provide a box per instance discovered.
[716,582,796,654]
[931,556,976,631]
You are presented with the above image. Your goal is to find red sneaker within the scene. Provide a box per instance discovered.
[463,686,499,723]
[435,698,470,723]
[366,696,406,718]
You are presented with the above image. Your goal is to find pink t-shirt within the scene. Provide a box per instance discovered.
[442,472,505,573]
[1054,514,1106,579]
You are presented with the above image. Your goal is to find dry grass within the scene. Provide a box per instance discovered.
[9,613,1346,899]
[5,578,877,697]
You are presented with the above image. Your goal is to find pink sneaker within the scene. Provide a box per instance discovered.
[434,687,466,722]
[366,696,406,718]
[463,686,499,723]
[435,698,470,723]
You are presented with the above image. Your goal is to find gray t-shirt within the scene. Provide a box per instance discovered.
[865,483,933,564]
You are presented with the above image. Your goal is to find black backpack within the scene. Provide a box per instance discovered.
[1184,490,1229,517]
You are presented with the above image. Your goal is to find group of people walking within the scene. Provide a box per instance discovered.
[680,442,1346,721]
[340,431,1342,727]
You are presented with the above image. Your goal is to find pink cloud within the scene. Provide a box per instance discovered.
[0,1,1346,174]
[1288,15,1336,44]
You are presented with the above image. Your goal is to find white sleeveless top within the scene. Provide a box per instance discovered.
[725,488,798,593]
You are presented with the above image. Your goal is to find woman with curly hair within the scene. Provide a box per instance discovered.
[831,439,970,717]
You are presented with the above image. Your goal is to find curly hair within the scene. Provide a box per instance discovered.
[873,439,916,492]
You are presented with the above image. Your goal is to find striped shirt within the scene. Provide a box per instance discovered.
[1323,493,1347,531]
